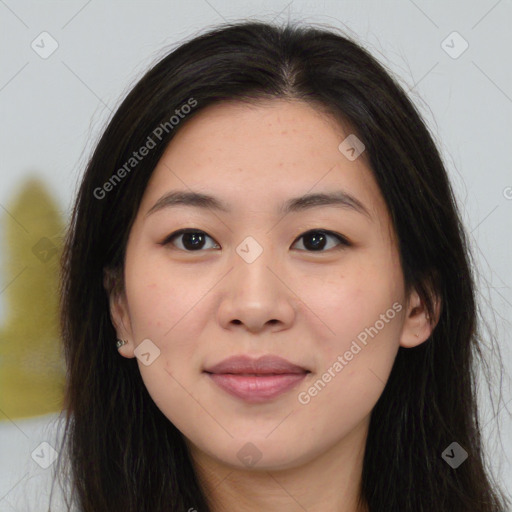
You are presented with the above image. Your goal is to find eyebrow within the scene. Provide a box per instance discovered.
[146,189,372,220]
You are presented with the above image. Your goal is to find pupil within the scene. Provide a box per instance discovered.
[305,232,326,250]
[183,232,204,250]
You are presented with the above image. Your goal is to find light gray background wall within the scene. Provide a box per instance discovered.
[0,0,511,510]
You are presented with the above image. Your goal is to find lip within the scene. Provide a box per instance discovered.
[204,354,309,374]
[204,355,310,403]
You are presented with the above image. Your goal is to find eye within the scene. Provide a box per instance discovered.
[291,229,351,252]
[161,229,220,251]
[160,229,350,252]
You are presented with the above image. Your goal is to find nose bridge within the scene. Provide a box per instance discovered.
[232,233,276,292]
[222,245,284,331]
[215,228,297,333]
[235,233,268,265]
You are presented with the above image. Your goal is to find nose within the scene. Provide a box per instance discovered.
[216,245,297,334]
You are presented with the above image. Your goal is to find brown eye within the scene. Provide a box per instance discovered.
[291,230,350,252]
[162,229,219,251]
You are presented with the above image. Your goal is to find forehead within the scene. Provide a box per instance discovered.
[140,99,390,230]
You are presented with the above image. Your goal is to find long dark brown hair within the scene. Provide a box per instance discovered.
[51,20,510,511]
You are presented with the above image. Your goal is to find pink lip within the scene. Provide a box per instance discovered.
[207,373,308,403]
[204,354,310,403]
[204,354,309,374]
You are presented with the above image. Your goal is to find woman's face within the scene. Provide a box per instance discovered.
[110,99,428,471]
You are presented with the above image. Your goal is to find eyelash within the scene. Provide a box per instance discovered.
[160,228,351,253]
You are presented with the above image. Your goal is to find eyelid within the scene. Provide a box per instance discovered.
[160,228,351,251]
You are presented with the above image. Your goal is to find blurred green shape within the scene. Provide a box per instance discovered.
[0,176,66,420]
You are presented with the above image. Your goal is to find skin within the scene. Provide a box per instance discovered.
[107,99,440,512]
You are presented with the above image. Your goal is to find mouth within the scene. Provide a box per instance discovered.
[203,354,311,403]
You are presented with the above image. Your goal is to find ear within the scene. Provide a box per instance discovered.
[103,267,135,358]
[399,287,441,348]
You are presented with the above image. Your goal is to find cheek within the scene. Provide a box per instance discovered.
[123,257,217,395]
[124,245,206,340]
[306,260,403,350]
[295,287,403,438]
[124,269,210,418]
[298,263,404,407]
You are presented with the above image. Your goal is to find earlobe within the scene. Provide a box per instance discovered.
[399,290,441,349]
[108,293,136,358]
[103,267,135,358]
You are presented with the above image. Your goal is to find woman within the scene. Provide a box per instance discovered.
[52,20,510,511]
